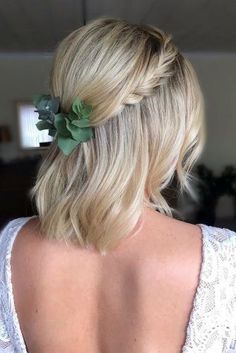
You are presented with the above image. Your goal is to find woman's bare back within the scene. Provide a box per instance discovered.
[11,208,203,353]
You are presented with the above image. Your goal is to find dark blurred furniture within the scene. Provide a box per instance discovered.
[0,125,11,142]
[0,156,41,229]
[194,164,236,228]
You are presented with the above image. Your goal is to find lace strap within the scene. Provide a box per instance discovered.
[182,224,236,353]
[0,216,36,352]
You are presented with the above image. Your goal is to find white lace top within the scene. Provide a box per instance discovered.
[1,216,236,353]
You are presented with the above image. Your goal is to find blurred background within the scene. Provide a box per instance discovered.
[0,0,235,230]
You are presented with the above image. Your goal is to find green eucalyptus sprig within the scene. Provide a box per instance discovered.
[33,94,94,155]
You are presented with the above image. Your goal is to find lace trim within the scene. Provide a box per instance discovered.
[2,216,37,352]
[181,223,210,352]
[0,220,16,351]
[0,296,11,349]
[182,224,236,353]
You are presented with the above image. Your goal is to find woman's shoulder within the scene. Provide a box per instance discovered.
[170,212,236,252]
[162,216,236,287]
[0,216,38,238]
[0,216,34,246]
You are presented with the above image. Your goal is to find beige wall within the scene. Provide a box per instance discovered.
[186,52,236,173]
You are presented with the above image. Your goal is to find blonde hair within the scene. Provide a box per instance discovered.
[30,16,206,255]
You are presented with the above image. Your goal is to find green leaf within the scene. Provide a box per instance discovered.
[66,112,77,122]
[51,96,60,113]
[57,135,79,155]
[80,104,93,117]
[54,114,71,137]
[71,118,91,128]
[73,127,93,142]
[33,94,47,107]
[33,94,94,155]
[72,97,83,116]
[78,127,94,142]
[36,111,51,120]
[33,94,60,114]
[34,94,51,110]
[36,120,53,131]
[48,128,57,137]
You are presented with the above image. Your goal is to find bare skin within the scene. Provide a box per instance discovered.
[11,207,203,353]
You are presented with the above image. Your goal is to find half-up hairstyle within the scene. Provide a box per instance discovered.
[30,16,206,255]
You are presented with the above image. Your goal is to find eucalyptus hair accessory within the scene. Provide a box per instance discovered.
[33,94,94,155]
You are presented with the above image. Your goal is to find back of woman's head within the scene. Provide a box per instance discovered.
[30,16,206,255]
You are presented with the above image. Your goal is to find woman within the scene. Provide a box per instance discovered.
[1,16,236,353]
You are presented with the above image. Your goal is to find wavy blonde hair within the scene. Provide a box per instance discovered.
[30,16,206,255]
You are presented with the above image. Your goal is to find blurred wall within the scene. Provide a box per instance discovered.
[0,53,52,161]
[187,52,236,174]
[0,52,235,173]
